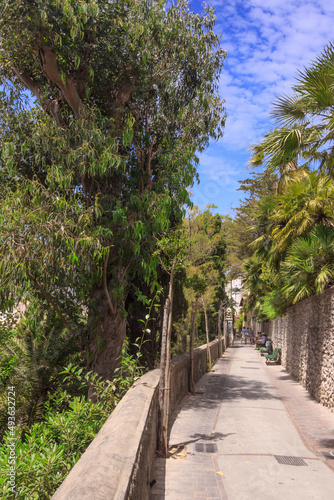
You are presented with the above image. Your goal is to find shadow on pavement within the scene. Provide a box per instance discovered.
[168,372,281,430]
[219,375,281,402]
[171,430,235,448]
[318,438,334,450]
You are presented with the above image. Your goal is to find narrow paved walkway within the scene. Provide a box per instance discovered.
[150,342,334,500]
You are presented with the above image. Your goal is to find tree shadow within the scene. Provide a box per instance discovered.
[150,351,280,499]
[317,438,334,449]
[171,430,234,448]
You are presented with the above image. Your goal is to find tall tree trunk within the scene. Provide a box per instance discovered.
[86,286,126,381]
[158,263,175,457]
[202,298,212,369]
[217,301,223,357]
[223,308,227,350]
[158,297,171,456]
[189,300,197,395]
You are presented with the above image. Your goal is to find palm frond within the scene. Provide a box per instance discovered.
[315,265,334,293]
[271,94,308,127]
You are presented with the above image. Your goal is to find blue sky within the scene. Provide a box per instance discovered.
[188,0,334,216]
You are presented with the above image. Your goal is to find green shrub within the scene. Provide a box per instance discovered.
[0,371,117,499]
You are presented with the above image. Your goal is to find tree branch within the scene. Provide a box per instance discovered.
[12,67,66,126]
[39,44,85,119]
[145,142,154,191]
[110,79,135,117]
[103,250,116,316]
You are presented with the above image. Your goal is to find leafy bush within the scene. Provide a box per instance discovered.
[0,305,83,439]
[0,367,118,499]
[0,291,155,498]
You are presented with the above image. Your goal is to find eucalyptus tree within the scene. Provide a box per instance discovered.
[0,0,226,379]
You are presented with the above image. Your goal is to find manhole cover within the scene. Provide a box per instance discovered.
[206,443,217,453]
[195,443,217,453]
[274,455,307,466]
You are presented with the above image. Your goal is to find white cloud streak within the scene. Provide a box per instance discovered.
[191,0,334,213]
[215,0,334,151]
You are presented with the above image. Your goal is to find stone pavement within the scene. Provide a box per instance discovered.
[150,342,334,500]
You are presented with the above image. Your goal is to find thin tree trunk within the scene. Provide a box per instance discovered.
[158,262,176,456]
[231,310,235,346]
[202,298,212,370]
[223,308,227,350]
[189,300,197,395]
[158,297,171,456]
[218,301,223,357]
[162,263,175,456]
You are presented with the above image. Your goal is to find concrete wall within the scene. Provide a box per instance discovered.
[255,287,334,410]
[52,338,223,500]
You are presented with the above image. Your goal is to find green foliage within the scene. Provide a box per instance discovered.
[240,43,334,320]
[0,369,117,499]
[281,226,334,303]
[0,0,227,379]
[270,171,334,255]
[236,314,244,330]
[242,169,334,320]
[0,301,82,438]
[221,172,279,280]
[243,254,285,320]
[248,41,334,182]
[116,291,160,393]
[0,334,146,499]
[180,206,226,343]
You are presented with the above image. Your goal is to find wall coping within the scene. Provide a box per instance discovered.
[52,338,223,500]
[52,369,160,499]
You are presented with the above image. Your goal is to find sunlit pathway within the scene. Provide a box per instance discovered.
[150,343,334,500]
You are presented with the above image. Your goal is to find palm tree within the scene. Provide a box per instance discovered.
[250,41,334,180]
[271,171,334,251]
[281,225,334,303]
[243,255,265,313]
[249,170,334,267]
[0,304,80,431]
[244,42,334,318]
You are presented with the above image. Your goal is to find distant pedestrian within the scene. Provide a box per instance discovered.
[241,327,247,343]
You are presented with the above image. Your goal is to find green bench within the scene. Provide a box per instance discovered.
[259,347,268,356]
[265,347,281,365]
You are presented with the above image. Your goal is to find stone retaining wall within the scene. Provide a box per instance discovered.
[52,337,224,500]
[255,287,334,409]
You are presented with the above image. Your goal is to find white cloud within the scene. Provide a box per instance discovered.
[190,0,334,212]
[215,0,334,152]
